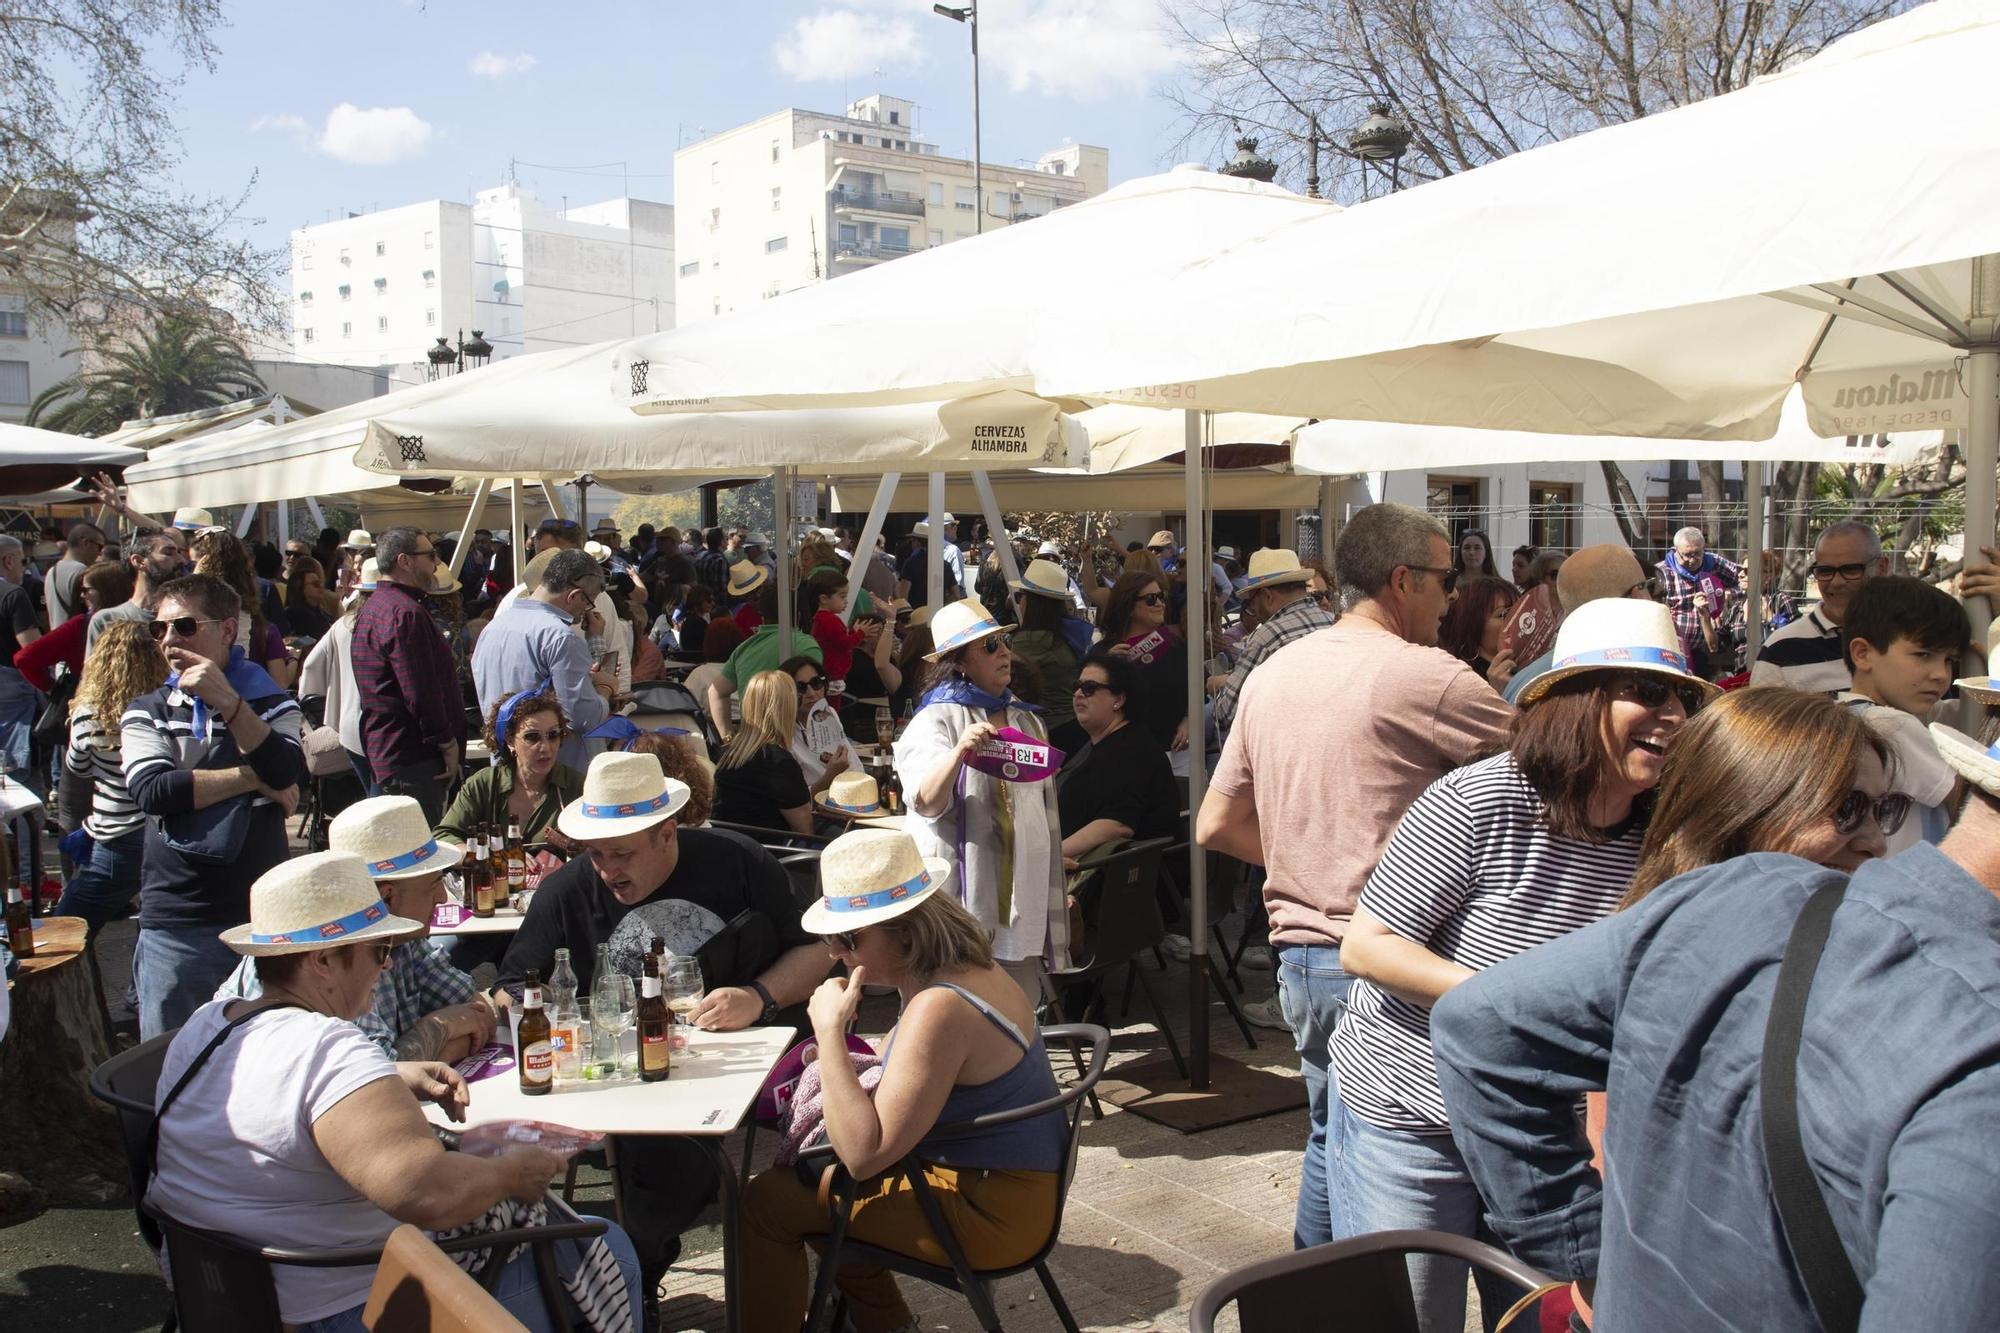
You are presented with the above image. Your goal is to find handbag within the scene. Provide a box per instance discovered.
[32,666,77,748]
[301,723,350,778]
[1762,880,1862,1333]
[694,907,783,996]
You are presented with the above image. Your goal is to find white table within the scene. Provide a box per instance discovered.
[430,903,529,936]
[428,1024,794,1333]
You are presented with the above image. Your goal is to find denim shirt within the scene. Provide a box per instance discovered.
[1431,845,2000,1332]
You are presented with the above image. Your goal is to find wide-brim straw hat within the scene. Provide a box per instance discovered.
[924,597,1007,661]
[1952,674,2000,705]
[428,565,461,596]
[1035,540,1061,558]
[583,540,614,564]
[556,751,692,841]
[726,562,769,599]
[1216,545,1240,563]
[1147,529,1177,549]
[816,771,884,819]
[219,851,426,956]
[799,828,952,933]
[341,528,374,550]
[1240,547,1312,591]
[330,795,464,881]
[1929,721,2000,798]
[172,507,214,532]
[1010,558,1070,601]
[911,521,932,539]
[1515,598,1721,708]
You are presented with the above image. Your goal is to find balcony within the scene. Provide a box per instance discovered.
[829,186,926,219]
[832,238,918,265]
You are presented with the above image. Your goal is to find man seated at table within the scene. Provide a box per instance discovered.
[499,750,831,1298]
[217,795,511,1062]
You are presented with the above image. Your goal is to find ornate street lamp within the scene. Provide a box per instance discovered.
[424,329,496,380]
[1349,100,1413,194]
[462,329,493,369]
[1218,134,1279,184]
[425,337,457,381]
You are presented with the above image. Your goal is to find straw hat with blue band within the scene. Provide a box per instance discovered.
[923,597,1008,662]
[1951,674,2000,705]
[556,751,691,841]
[726,561,769,599]
[815,771,884,819]
[1927,721,2000,798]
[1238,547,1312,591]
[220,851,428,956]
[329,795,464,881]
[1514,599,1721,708]
[799,828,951,934]
[1009,559,1071,602]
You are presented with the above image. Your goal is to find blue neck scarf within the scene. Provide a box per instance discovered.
[168,646,283,742]
[1671,551,1716,582]
[918,676,1042,716]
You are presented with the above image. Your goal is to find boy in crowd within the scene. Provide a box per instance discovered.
[1838,574,1971,851]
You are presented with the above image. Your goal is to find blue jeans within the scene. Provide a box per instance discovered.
[55,829,144,934]
[1327,1095,1513,1333]
[133,924,242,1039]
[1276,943,1352,1250]
[295,1220,643,1332]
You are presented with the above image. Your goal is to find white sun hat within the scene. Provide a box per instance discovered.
[1216,545,1240,563]
[726,561,769,599]
[330,795,464,881]
[556,751,691,841]
[816,771,884,819]
[1951,674,2000,705]
[219,851,426,956]
[583,540,613,564]
[911,521,932,539]
[1009,558,1072,602]
[923,597,1008,661]
[1035,539,1061,558]
[171,507,213,532]
[1928,721,2000,798]
[1239,547,1312,591]
[1515,598,1721,707]
[1147,529,1177,549]
[799,827,952,934]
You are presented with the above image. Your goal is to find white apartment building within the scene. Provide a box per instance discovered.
[0,197,83,425]
[289,185,674,374]
[674,93,1107,322]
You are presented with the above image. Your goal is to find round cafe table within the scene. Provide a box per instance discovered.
[2,915,119,1207]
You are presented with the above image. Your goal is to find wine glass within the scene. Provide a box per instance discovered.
[663,955,705,1057]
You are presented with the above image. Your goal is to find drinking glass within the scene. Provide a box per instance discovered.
[664,956,705,1057]
[614,973,639,1075]
[875,707,895,750]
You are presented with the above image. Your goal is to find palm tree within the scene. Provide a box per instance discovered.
[28,309,264,436]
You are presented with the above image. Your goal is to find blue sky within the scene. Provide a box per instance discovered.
[173,1,1199,256]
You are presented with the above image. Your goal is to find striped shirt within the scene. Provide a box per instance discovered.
[1331,752,1644,1133]
[1747,606,1850,694]
[65,704,144,840]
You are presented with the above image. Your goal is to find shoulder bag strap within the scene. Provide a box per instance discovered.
[1761,880,1863,1333]
[144,999,303,1189]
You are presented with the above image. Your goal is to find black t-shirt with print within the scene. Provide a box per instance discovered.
[713,743,811,832]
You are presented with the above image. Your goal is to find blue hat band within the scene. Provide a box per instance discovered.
[821,868,931,916]
[938,618,1003,654]
[580,789,674,819]
[251,899,389,946]
[826,797,883,814]
[1552,645,1690,674]
[368,840,445,877]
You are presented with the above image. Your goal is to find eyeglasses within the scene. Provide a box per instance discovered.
[795,676,829,694]
[977,634,1012,655]
[515,728,567,746]
[149,616,222,640]
[1136,592,1167,607]
[365,943,393,965]
[1809,561,1873,583]
[1832,789,1912,837]
[1309,590,1333,607]
[828,930,860,951]
[411,547,439,562]
[1403,563,1455,582]
[1074,680,1114,698]
[1611,672,1707,715]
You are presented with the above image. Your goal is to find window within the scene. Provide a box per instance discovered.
[0,303,27,337]
[837,223,859,245]
[1528,482,1577,552]
[888,109,900,126]
[341,321,352,339]
[709,207,720,229]
[770,138,781,163]
[376,315,388,332]
[302,328,317,344]
[712,299,720,316]
[928,182,944,206]
[374,241,385,257]
[679,260,700,277]
[954,186,975,210]
[339,247,350,265]
[880,225,910,252]
[500,315,511,333]
[771,186,782,211]
[298,290,313,307]
[300,250,312,271]
[338,283,351,300]
[425,309,435,326]
[373,276,387,293]
[927,229,943,248]
[710,161,719,183]
[765,236,788,253]
[423,269,436,288]
[423,230,435,249]
[1424,477,1484,545]
[0,360,27,404]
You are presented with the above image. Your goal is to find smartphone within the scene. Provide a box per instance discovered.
[595,651,618,671]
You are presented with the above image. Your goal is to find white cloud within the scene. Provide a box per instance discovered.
[979,0,1178,101]
[316,103,435,166]
[249,113,309,133]
[773,9,924,81]
[470,50,537,78]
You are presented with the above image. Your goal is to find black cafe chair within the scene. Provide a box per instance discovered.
[804,1022,1111,1333]
[91,1033,605,1333]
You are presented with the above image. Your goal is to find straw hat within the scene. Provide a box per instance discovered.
[726,561,769,599]
[924,597,1007,660]
[1035,539,1061,558]
[816,771,884,819]
[1515,599,1720,707]
[172,507,214,532]
[583,540,613,564]
[329,795,463,880]
[911,521,932,539]
[341,528,374,550]
[1928,722,2000,798]
[743,531,772,548]
[592,517,621,536]
[356,556,380,592]
[219,851,426,956]
[1147,529,1177,549]
[799,828,951,934]
[1952,675,2000,705]
[1010,558,1071,601]
[1239,547,1311,591]
[428,565,461,596]
[556,751,691,841]
[904,605,932,628]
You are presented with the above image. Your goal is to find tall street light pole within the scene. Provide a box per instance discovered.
[934,2,981,233]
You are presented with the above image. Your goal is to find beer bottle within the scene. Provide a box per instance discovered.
[4,880,33,958]
[469,827,495,918]
[880,764,904,816]
[505,818,527,901]
[518,968,553,1095]
[637,953,672,1082]
[487,821,510,909]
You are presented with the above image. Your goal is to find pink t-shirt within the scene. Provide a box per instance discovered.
[1209,619,1513,947]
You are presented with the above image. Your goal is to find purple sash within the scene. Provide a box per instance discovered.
[963,726,1064,783]
[1122,627,1172,666]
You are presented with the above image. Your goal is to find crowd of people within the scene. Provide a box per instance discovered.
[4,483,1998,1331]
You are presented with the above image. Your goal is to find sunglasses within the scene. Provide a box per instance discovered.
[977,634,1012,655]
[149,616,222,640]
[1136,592,1167,607]
[516,728,567,746]
[1074,680,1115,698]
[1309,590,1333,607]
[795,676,829,694]
[1809,561,1872,583]
[1832,789,1912,837]
[828,930,860,951]
[1613,672,1707,715]
[363,942,393,965]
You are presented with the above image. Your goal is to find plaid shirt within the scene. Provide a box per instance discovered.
[351,578,466,780]
[216,938,474,1057]
[1214,593,1338,740]
[694,547,730,598]
[1653,554,1744,661]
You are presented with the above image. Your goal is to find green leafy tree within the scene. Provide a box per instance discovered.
[28,309,263,435]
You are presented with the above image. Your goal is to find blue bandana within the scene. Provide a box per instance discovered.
[167,646,284,742]
[917,677,1042,716]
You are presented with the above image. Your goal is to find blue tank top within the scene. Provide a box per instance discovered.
[880,982,1068,1173]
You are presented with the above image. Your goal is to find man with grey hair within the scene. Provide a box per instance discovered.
[1196,502,1511,1250]
[352,526,464,823]
[0,534,42,784]
[472,549,615,770]
[1655,525,1742,680]
[46,521,105,629]
[1750,518,1889,693]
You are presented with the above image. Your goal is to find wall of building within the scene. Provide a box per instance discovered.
[0,292,75,425]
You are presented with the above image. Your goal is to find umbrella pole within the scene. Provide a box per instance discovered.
[510,478,523,557]
[1744,461,1765,662]
[1183,408,1211,1091]
[233,502,258,540]
[970,471,1020,584]
[843,473,900,627]
[776,466,794,646]
[927,473,946,616]
[1964,343,1999,692]
[449,479,491,580]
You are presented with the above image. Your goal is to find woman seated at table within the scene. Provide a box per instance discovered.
[714,669,818,836]
[148,851,643,1332]
[783,653,860,793]
[436,687,584,857]
[742,828,1067,1333]
[1057,648,1179,870]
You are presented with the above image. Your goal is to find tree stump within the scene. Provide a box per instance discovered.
[1,916,125,1214]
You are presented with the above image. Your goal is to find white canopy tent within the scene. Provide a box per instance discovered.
[0,421,145,496]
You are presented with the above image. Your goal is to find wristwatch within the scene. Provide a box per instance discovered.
[749,980,779,1024]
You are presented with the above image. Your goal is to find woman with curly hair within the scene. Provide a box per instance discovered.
[190,526,293,687]
[434,686,585,856]
[628,730,715,828]
[55,619,169,933]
